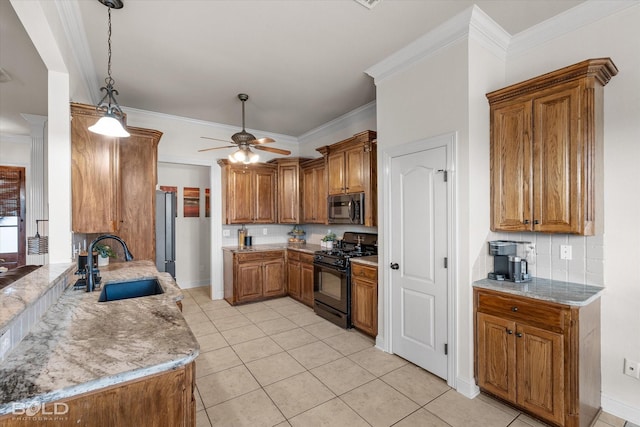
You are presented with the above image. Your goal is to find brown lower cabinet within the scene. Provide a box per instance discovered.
[287,249,314,307]
[351,262,377,337]
[223,250,286,305]
[0,362,195,427]
[474,288,601,427]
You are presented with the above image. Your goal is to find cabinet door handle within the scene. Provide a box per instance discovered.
[523,219,530,225]
[506,329,513,335]
[534,219,540,225]
[511,306,518,312]
[516,332,523,338]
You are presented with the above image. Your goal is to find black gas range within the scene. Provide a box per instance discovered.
[313,232,377,328]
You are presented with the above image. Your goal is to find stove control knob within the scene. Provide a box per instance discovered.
[315,255,323,261]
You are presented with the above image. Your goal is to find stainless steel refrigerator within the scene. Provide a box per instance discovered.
[155,190,176,278]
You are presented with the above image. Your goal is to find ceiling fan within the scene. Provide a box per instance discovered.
[199,93,291,164]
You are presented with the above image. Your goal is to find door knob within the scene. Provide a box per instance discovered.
[390,263,399,270]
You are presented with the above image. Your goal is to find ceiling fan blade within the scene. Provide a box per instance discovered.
[250,137,276,145]
[198,145,237,152]
[254,145,291,155]
[201,136,233,143]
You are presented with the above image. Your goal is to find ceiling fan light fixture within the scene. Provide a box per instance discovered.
[89,2,129,138]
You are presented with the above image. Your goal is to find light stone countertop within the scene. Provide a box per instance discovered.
[222,243,322,255]
[473,277,604,306]
[0,260,199,414]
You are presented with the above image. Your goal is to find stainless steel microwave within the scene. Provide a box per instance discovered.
[328,193,364,224]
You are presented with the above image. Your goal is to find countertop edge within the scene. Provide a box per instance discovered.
[473,278,604,306]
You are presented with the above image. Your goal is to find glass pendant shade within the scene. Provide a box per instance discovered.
[88,113,130,137]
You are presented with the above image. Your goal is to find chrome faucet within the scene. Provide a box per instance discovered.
[85,234,134,292]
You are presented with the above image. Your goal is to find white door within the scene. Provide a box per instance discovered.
[390,145,448,380]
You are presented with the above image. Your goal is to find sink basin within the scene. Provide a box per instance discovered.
[98,278,164,302]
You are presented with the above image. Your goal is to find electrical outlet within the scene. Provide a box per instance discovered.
[263,228,268,235]
[624,358,640,379]
[560,245,572,260]
[222,229,230,237]
[0,329,11,361]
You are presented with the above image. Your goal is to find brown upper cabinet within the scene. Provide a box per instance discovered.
[487,58,617,235]
[317,130,377,227]
[270,158,310,224]
[301,157,327,224]
[218,160,277,224]
[71,103,162,261]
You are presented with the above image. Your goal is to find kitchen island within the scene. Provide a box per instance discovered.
[0,260,199,426]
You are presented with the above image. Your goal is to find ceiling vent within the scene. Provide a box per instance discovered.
[0,68,12,83]
[354,0,383,10]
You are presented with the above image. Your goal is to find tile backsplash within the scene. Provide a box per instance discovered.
[221,224,378,247]
[474,231,604,286]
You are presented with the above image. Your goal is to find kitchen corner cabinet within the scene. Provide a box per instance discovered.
[271,158,310,224]
[351,262,377,337]
[71,103,162,261]
[0,362,196,427]
[474,289,601,427]
[317,130,377,226]
[218,160,277,224]
[287,249,314,307]
[223,250,286,305]
[301,158,327,224]
[487,58,617,235]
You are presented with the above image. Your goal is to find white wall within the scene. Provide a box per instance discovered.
[504,5,640,421]
[158,162,211,289]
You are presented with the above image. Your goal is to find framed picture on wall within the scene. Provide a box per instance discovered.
[205,188,210,218]
[183,187,200,217]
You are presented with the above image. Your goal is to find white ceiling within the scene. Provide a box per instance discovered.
[1,0,584,139]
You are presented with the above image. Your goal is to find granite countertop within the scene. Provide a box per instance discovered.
[473,277,604,306]
[351,255,378,267]
[0,260,199,414]
[222,243,322,255]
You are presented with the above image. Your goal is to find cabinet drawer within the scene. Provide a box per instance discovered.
[287,250,300,261]
[352,263,377,281]
[236,251,283,263]
[300,253,314,264]
[476,291,565,331]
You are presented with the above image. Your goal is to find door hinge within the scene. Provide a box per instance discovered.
[444,343,448,355]
[444,257,448,268]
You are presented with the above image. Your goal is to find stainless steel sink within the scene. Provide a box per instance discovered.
[98,278,164,302]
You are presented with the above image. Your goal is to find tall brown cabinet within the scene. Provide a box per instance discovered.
[71,103,162,261]
[487,58,617,235]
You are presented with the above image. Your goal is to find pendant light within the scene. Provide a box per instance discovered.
[88,0,130,138]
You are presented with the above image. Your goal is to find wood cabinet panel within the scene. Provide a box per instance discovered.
[286,250,314,307]
[474,288,601,427]
[301,158,327,224]
[351,262,377,337]
[0,362,195,427]
[300,259,314,307]
[219,161,277,224]
[224,250,286,305]
[488,58,617,235]
[71,104,120,233]
[345,146,366,194]
[273,159,309,224]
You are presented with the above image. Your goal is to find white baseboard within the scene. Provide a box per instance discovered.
[456,376,480,399]
[602,393,640,425]
[176,279,210,290]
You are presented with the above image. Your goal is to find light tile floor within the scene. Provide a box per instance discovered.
[182,286,629,427]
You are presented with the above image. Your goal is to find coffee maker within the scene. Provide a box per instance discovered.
[488,240,531,282]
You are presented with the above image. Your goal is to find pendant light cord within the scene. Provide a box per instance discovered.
[106,7,114,87]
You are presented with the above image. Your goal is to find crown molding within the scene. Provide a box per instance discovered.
[54,0,99,104]
[121,106,299,147]
[365,5,509,83]
[508,0,640,58]
[298,101,376,145]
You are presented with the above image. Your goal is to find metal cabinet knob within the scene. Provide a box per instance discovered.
[523,219,530,225]
[534,219,540,225]
[511,306,518,312]
[506,329,513,335]
[390,263,399,270]
[516,332,523,338]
